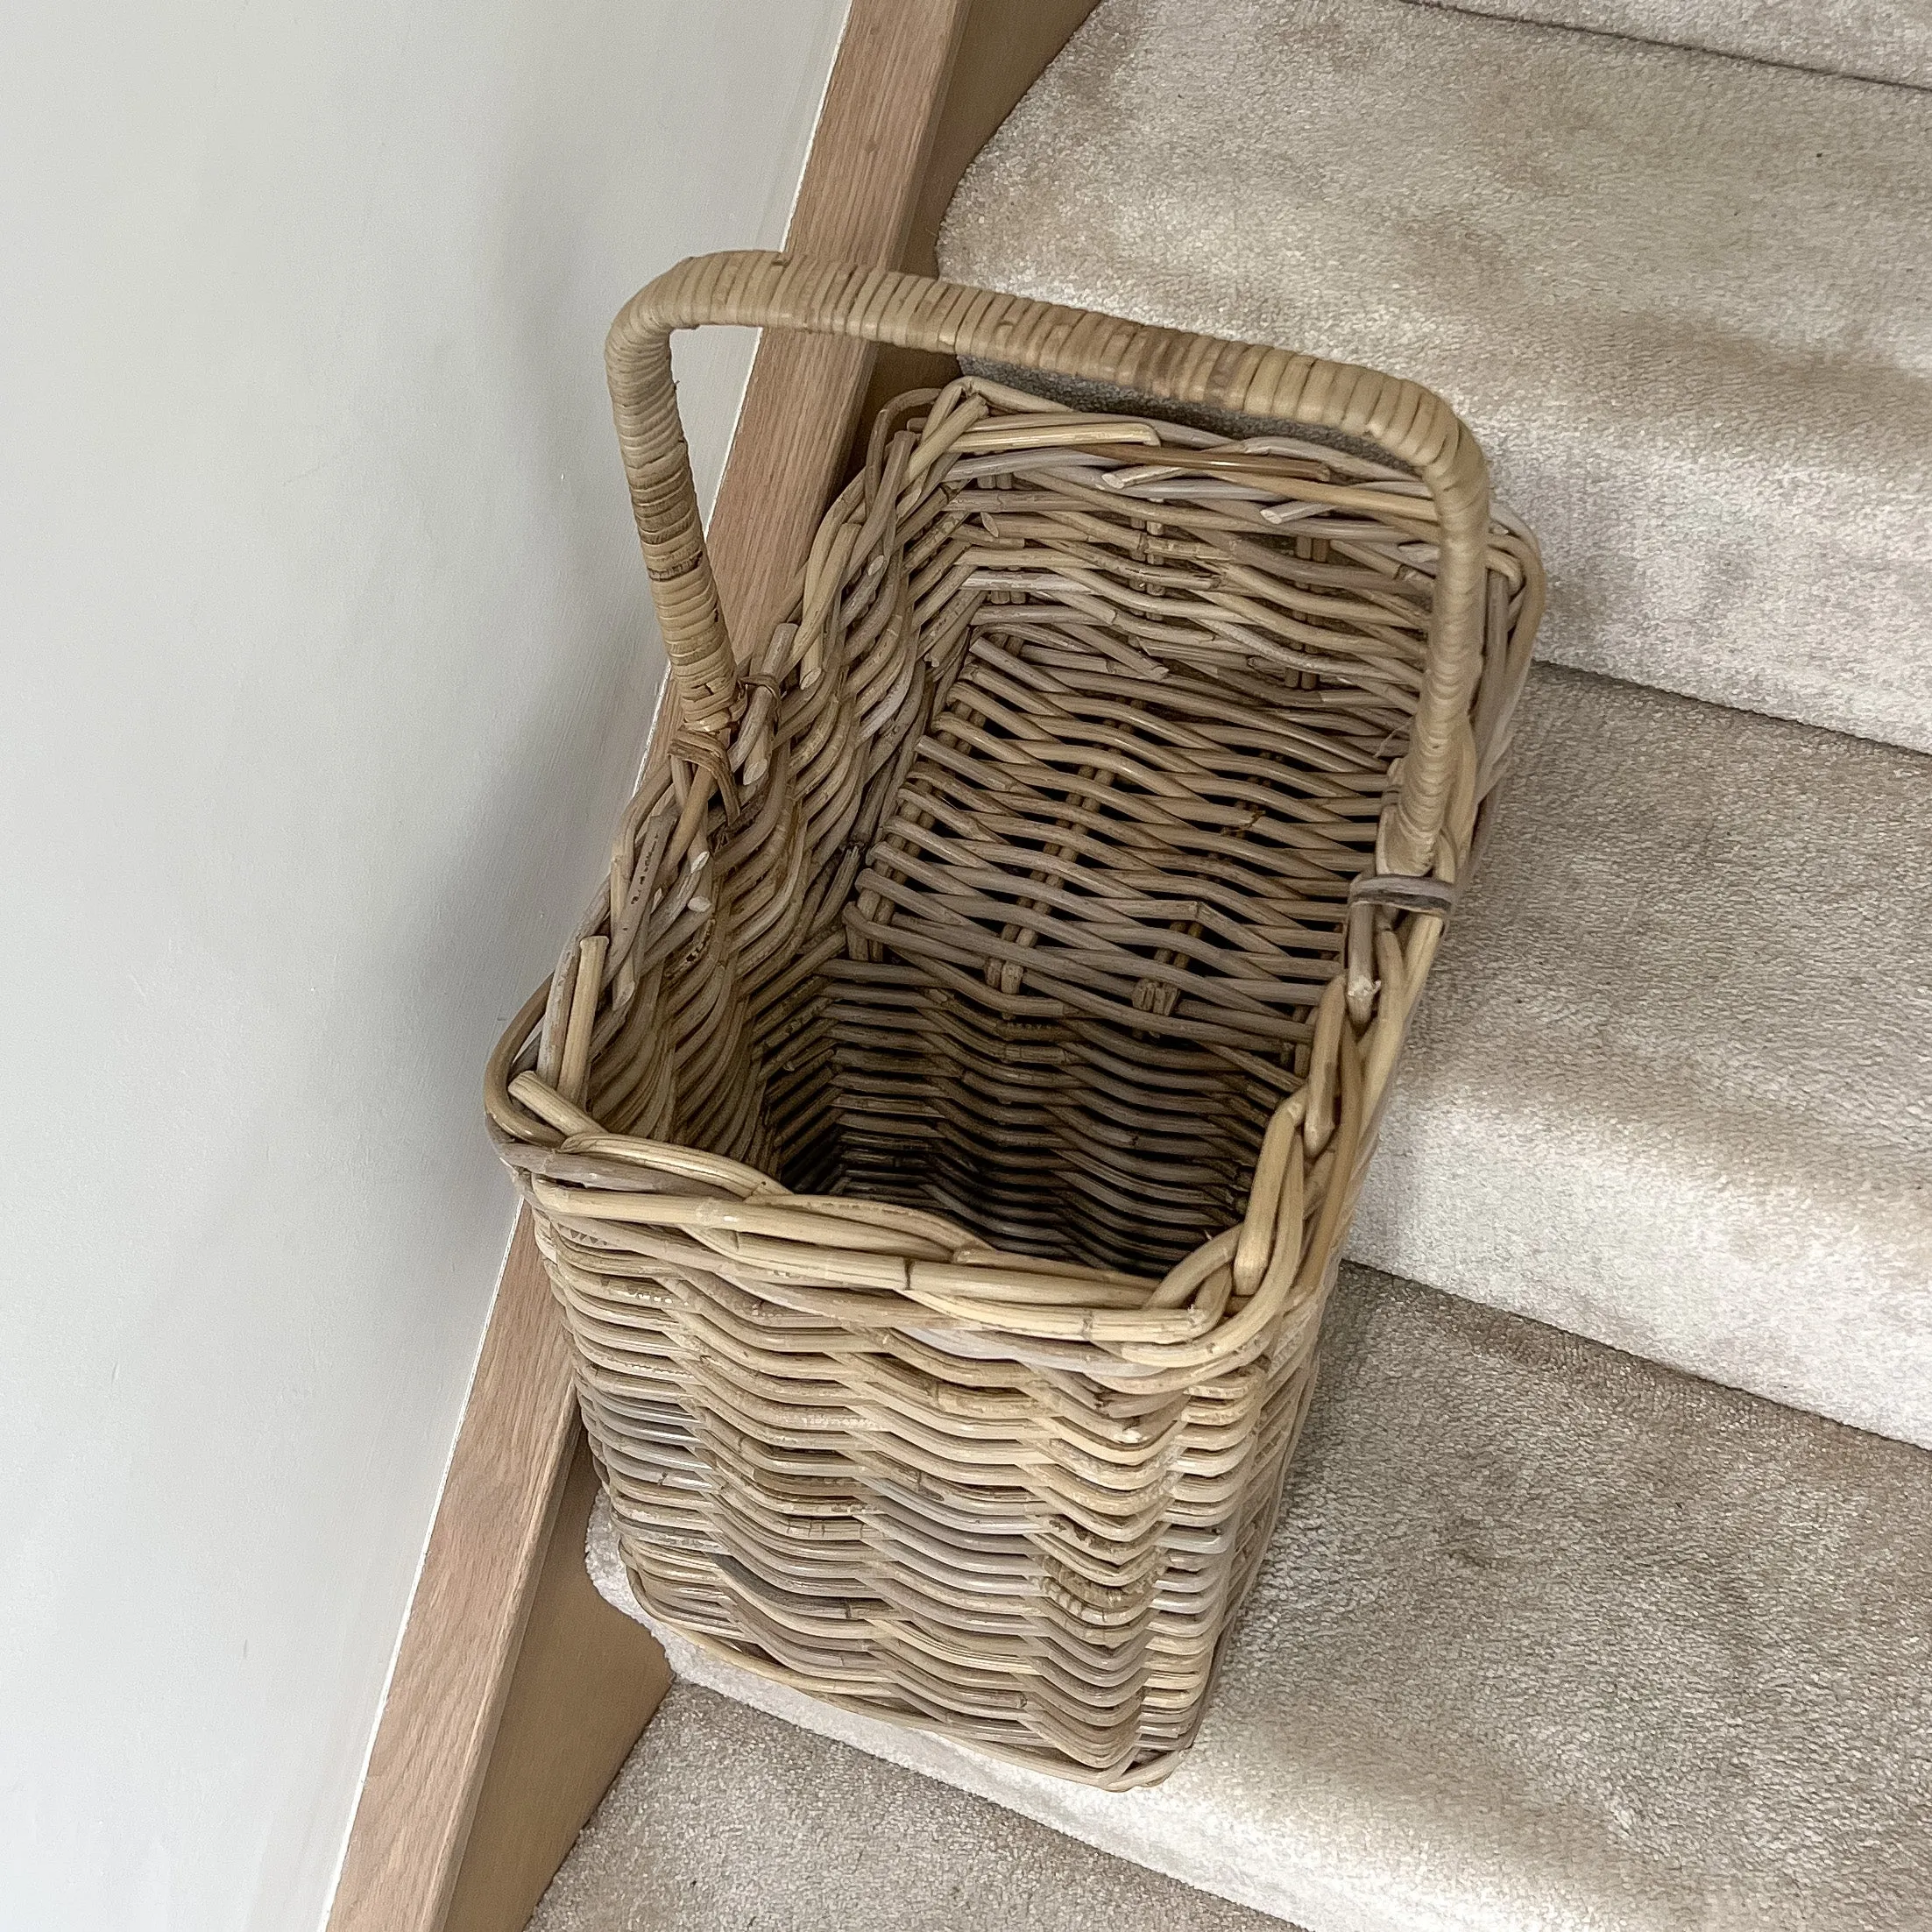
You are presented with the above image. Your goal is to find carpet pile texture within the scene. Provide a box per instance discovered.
[531,1683,1293,1930]
[1407,0,1932,87]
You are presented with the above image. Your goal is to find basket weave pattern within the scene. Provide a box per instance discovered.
[485,253,1542,1785]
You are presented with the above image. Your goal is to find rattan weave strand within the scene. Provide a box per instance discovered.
[485,251,1544,1786]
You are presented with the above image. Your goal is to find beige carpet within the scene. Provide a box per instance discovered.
[591,1265,1932,1931]
[1406,0,1932,88]
[1349,663,1932,1447]
[530,1682,1294,1931]
[938,0,1932,754]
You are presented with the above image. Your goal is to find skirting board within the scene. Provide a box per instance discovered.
[324,3,1103,1928]
[441,1435,671,1932]
[326,1214,587,1932]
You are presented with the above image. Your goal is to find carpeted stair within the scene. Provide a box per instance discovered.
[1352,662,1932,1448]
[556,3,1932,1928]
[530,1685,1293,1930]
[939,0,1932,756]
[589,1267,1932,1930]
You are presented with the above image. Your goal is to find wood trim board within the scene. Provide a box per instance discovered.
[704,0,973,662]
[853,0,1108,443]
[327,1214,583,1932]
[440,1435,671,1932]
[325,4,1101,1926]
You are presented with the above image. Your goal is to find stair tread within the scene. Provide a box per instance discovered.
[938,0,1932,754]
[530,1681,1294,1930]
[590,1266,1932,1932]
[1409,0,1932,89]
[1353,663,1932,1446]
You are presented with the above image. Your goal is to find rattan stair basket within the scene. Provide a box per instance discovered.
[485,251,1544,1787]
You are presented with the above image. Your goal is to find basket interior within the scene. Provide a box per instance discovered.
[770,648,1390,1274]
[676,378,1510,1278]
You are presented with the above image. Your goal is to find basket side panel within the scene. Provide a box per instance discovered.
[558,1242,1325,1783]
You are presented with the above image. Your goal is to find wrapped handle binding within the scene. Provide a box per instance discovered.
[605,249,1491,877]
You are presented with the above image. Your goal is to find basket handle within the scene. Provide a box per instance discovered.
[606,250,1490,878]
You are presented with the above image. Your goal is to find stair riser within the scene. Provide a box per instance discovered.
[1354,665,1932,1449]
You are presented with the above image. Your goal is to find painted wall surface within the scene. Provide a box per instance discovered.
[0,3,846,1927]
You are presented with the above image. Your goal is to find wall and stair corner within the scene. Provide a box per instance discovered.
[0,6,846,1929]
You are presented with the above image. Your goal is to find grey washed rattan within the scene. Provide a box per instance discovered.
[485,251,1544,1787]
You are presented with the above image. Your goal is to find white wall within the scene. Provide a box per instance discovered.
[0,4,847,1927]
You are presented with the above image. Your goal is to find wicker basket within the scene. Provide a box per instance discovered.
[485,251,1543,1787]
